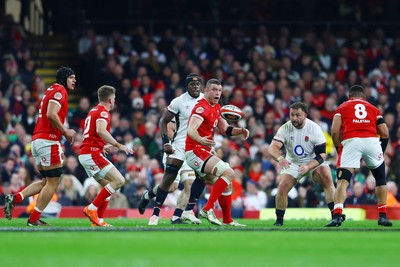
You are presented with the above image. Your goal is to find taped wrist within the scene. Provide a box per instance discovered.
[161,134,169,144]
[226,126,234,136]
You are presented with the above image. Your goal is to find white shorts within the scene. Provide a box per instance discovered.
[338,137,383,169]
[280,162,329,181]
[162,148,195,183]
[78,153,113,180]
[31,139,64,167]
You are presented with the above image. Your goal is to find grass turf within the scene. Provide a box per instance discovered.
[1,218,399,267]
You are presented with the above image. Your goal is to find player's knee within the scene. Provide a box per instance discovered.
[165,163,180,176]
[114,176,125,188]
[336,168,352,182]
[44,167,63,178]
[213,160,233,178]
[168,182,179,192]
[371,163,386,186]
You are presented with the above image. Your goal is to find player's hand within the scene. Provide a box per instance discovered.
[298,164,310,175]
[201,135,216,148]
[278,157,290,169]
[120,145,133,155]
[64,129,76,144]
[240,128,249,140]
[164,143,175,155]
[103,144,113,155]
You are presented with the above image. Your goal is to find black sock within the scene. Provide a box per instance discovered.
[172,209,184,219]
[275,209,285,223]
[153,187,168,217]
[185,177,205,210]
[148,189,156,199]
[327,202,334,217]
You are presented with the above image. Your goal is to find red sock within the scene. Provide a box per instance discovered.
[203,178,229,211]
[29,209,41,222]
[14,193,23,204]
[333,208,343,215]
[218,194,232,224]
[97,200,109,219]
[92,187,112,208]
[378,204,387,216]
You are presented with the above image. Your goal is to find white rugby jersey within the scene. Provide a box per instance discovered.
[273,118,326,164]
[167,92,203,148]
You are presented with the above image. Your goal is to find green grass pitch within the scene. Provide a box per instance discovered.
[1,218,399,267]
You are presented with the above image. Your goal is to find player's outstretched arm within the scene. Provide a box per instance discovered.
[217,117,249,140]
[96,120,133,155]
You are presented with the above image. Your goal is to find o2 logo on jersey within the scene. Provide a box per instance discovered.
[294,145,306,157]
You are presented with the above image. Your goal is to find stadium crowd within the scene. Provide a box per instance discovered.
[1,12,400,216]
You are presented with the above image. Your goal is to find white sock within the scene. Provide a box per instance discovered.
[88,203,97,210]
[172,216,179,221]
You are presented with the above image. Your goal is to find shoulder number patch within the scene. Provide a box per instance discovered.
[54,92,62,100]
[196,107,204,113]
[100,111,109,118]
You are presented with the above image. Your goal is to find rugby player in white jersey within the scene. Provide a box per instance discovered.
[268,102,342,226]
[138,73,205,225]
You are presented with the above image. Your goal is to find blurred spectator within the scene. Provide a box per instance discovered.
[63,155,87,184]
[58,174,83,206]
[386,181,400,207]
[70,97,90,130]
[78,184,100,206]
[1,157,16,183]
[108,190,129,208]
[346,181,376,205]
[243,179,267,210]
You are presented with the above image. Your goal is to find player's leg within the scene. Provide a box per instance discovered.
[274,173,297,226]
[27,141,64,226]
[182,173,205,223]
[138,173,180,215]
[216,182,246,227]
[84,166,124,226]
[202,157,233,208]
[171,171,196,224]
[4,178,46,220]
[325,167,353,227]
[4,141,46,220]
[311,164,335,217]
[148,158,183,225]
[27,169,62,226]
[91,179,112,227]
[139,153,181,213]
[370,163,392,226]
[326,140,361,227]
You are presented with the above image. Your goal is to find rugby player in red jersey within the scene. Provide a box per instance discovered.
[185,78,249,226]
[326,85,392,227]
[79,85,133,226]
[4,66,76,226]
